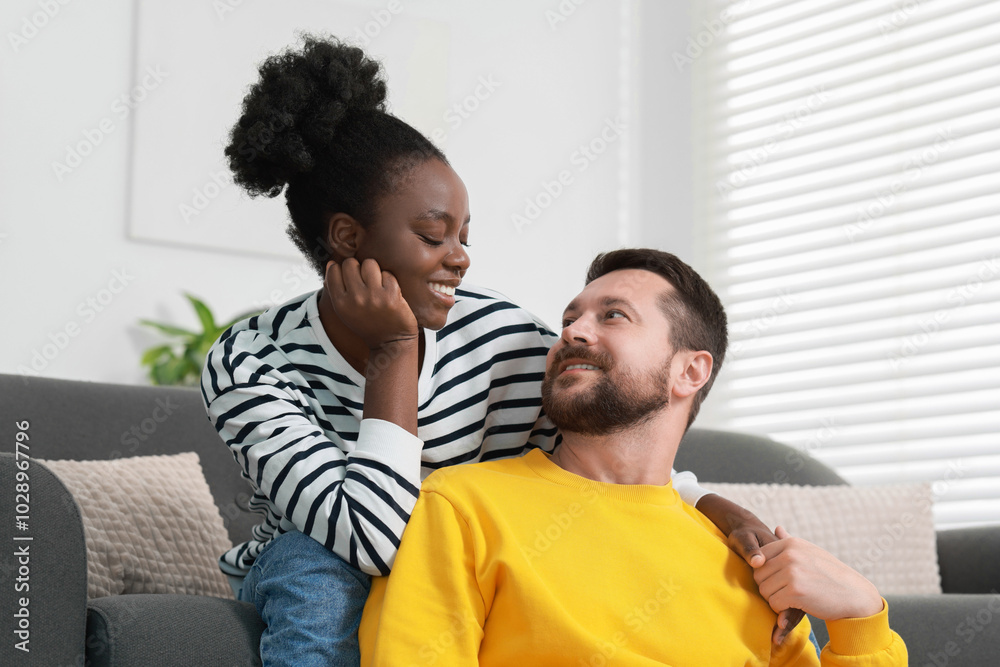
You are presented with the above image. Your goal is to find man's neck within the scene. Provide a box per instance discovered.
[548,411,683,485]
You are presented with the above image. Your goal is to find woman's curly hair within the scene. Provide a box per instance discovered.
[225,35,446,275]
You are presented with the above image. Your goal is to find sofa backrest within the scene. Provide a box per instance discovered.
[678,427,847,486]
[0,373,258,546]
[1,372,847,549]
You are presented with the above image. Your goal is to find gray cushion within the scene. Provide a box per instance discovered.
[86,594,264,667]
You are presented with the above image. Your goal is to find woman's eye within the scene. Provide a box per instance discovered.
[419,235,443,246]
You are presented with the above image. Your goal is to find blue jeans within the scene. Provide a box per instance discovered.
[241,530,371,667]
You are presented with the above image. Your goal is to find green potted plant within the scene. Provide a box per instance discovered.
[140,294,261,386]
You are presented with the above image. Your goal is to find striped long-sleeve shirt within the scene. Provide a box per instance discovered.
[202,285,709,577]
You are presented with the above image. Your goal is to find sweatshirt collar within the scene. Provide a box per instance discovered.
[523,449,679,506]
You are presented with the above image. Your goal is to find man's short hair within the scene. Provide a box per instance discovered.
[585,248,728,429]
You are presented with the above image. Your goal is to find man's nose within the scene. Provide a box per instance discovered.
[562,316,595,345]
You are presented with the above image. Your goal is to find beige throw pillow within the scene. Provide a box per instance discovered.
[39,452,234,599]
[701,482,942,595]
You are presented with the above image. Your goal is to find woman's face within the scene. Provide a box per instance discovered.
[355,158,471,331]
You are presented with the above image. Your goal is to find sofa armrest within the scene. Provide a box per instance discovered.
[808,594,1000,663]
[0,452,88,666]
[86,594,264,667]
[937,526,1000,594]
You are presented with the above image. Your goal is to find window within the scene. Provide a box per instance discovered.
[693,0,1000,529]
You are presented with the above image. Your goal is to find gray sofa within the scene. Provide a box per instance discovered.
[1,372,997,665]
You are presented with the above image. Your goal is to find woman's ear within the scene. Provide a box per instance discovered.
[326,213,366,259]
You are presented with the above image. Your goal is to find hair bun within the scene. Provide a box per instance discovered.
[225,35,389,197]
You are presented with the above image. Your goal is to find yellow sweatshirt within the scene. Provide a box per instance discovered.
[360,449,907,666]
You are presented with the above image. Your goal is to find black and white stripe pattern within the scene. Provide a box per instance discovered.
[202,285,559,576]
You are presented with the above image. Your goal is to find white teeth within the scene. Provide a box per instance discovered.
[565,364,599,371]
[430,283,456,297]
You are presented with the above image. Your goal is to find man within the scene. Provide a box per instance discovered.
[359,249,907,665]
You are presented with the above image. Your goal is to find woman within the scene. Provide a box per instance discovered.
[202,35,794,667]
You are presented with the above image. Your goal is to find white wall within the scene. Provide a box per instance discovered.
[633,0,696,269]
[0,0,695,385]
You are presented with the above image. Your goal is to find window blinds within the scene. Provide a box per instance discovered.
[693,0,1000,529]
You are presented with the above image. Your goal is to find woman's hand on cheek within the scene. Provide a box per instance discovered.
[326,258,419,351]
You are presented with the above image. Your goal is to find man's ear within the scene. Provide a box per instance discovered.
[671,351,713,399]
[326,213,366,259]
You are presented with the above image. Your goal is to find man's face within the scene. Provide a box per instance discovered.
[542,269,678,435]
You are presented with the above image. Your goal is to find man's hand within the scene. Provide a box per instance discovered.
[694,494,804,644]
[754,526,884,622]
[325,258,419,351]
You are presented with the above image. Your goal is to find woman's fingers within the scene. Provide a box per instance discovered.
[358,257,384,289]
[339,257,367,295]
[325,260,346,296]
[380,269,403,298]
[323,258,418,349]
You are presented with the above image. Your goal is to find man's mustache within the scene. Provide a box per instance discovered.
[548,346,614,375]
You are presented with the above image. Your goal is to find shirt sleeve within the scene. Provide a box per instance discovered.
[202,330,423,576]
[769,599,907,666]
[360,482,486,665]
[528,320,561,454]
[671,468,714,506]
[528,411,560,453]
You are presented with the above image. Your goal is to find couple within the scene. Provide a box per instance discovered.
[201,36,906,665]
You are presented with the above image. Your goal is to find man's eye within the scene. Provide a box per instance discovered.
[561,319,575,328]
[606,311,625,320]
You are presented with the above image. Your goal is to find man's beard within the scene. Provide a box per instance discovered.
[541,347,673,436]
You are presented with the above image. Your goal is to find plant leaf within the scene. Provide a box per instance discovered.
[196,333,219,359]
[139,298,265,386]
[186,341,208,370]
[140,345,173,366]
[139,319,197,338]
[180,359,201,386]
[160,357,194,386]
[150,362,170,386]
[185,294,217,334]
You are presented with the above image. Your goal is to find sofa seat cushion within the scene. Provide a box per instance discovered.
[86,594,264,667]
[38,452,234,599]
